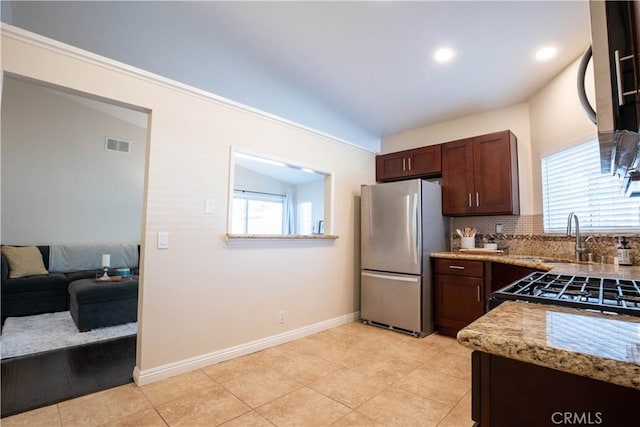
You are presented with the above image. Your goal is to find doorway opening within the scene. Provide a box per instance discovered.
[0,74,150,416]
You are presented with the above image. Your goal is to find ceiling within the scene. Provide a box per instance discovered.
[202,1,591,133]
[2,1,592,151]
[235,152,326,186]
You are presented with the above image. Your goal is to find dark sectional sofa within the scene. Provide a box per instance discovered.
[1,245,138,320]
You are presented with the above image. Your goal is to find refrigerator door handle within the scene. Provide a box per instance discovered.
[405,195,411,257]
[362,272,420,283]
[412,193,419,266]
[362,186,374,239]
[406,194,418,267]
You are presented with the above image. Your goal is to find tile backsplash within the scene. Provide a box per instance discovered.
[450,214,640,265]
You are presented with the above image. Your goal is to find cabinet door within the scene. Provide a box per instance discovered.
[435,274,483,335]
[473,131,519,215]
[376,152,408,182]
[632,3,640,123]
[490,262,537,293]
[441,138,475,215]
[376,145,442,182]
[406,145,442,178]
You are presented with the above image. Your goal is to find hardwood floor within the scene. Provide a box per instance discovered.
[1,335,136,417]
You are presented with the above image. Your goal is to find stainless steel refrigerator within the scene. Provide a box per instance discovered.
[360,179,448,337]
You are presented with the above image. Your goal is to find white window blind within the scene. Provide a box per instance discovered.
[541,139,640,233]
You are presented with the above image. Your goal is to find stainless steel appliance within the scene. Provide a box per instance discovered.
[489,271,640,317]
[578,0,640,195]
[360,179,448,337]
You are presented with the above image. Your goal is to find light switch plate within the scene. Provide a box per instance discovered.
[158,232,169,249]
[205,198,215,214]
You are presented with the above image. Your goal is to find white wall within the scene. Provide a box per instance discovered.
[1,77,147,244]
[382,103,534,214]
[528,56,597,213]
[0,26,375,379]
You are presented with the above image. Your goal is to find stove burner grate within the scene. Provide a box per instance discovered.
[490,271,640,316]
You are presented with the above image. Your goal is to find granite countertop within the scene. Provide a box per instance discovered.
[457,301,640,390]
[430,251,640,280]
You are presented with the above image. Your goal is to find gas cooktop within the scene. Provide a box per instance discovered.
[490,271,640,317]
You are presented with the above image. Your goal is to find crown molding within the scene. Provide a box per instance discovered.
[1,23,377,155]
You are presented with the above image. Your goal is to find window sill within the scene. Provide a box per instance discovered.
[226,234,339,240]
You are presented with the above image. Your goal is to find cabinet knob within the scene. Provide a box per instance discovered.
[468,193,472,208]
[408,158,412,170]
[403,158,406,171]
[477,286,481,302]
[449,265,465,270]
[476,192,480,207]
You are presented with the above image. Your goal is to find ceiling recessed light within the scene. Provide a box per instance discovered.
[434,47,455,63]
[535,46,557,61]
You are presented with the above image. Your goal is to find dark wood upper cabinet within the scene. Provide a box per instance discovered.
[442,130,519,216]
[440,137,475,215]
[376,145,441,182]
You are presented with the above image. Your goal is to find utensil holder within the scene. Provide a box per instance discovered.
[461,237,475,249]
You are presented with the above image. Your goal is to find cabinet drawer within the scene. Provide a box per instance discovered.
[434,258,484,277]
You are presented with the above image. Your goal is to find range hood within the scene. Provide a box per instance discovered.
[579,1,640,196]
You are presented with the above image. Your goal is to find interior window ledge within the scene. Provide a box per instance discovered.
[225,233,339,241]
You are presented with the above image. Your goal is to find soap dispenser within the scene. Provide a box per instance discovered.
[617,237,633,266]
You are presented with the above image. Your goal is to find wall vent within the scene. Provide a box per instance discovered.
[105,137,131,153]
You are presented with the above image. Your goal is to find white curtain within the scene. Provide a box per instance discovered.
[284,193,296,234]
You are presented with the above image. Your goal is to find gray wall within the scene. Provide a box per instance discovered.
[1,77,147,244]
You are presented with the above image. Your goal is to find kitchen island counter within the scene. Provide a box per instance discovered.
[457,300,640,390]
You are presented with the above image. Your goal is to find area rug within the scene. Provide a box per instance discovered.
[1,311,136,359]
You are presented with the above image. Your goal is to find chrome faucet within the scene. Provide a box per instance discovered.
[567,212,588,261]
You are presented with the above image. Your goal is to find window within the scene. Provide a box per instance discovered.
[541,139,640,232]
[232,191,285,234]
[229,150,330,237]
[297,201,313,235]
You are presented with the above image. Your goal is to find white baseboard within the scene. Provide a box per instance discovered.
[133,311,360,386]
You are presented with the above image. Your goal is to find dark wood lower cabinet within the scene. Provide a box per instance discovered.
[490,262,537,294]
[434,259,539,337]
[435,274,483,337]
[434,258,485,337]
[472,351,640,426]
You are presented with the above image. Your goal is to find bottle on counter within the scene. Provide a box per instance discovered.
[617,237,633,266]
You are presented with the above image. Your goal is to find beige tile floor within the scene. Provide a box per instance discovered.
[2,322,473,427]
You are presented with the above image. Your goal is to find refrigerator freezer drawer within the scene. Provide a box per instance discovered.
[361,271,421,334]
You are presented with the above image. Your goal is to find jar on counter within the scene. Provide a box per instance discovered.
[617,237,633,266]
